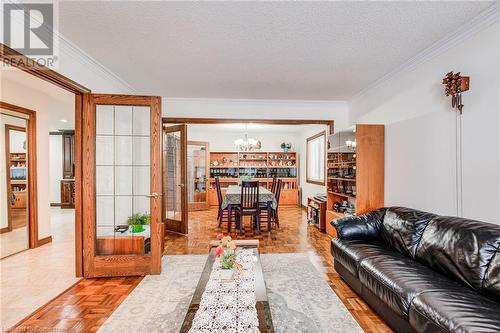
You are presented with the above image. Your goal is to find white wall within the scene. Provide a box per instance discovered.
[0,115,27,229]
[1,67,75,239]
[164,98,348,132]
[349,20,500,224]
[49,135,63,204]
[298,125,329,206]
[187,125,301,152]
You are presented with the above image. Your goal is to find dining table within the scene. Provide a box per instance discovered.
[222,185,277,234]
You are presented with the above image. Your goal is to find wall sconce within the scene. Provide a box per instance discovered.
[442,71,470,114]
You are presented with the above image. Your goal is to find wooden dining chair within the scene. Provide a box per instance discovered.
[272,179,283,228]
[216,177,234,229]
[234,181,260,235]
[270,177,278,195]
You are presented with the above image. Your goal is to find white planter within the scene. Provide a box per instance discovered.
[218,268,235,281]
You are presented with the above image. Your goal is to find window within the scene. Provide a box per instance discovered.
[306,131,326,185]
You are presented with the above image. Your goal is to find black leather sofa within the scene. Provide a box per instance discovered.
[330,207,500,333]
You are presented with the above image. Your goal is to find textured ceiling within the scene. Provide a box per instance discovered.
[59,1,493,100]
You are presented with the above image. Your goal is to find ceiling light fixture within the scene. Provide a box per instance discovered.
[234,124,261,151]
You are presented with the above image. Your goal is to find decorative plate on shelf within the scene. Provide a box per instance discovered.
[213,161,219,166]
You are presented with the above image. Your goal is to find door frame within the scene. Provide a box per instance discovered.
[187,140,210,211]
[162,124,188,234]
[82,94,163,277]
[2,43,89,277]
[0,102,41,248]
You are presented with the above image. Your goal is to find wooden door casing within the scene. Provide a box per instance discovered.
[82,94,163,277]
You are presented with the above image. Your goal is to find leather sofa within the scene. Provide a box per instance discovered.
[330,207,500,333]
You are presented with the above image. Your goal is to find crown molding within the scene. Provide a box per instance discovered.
[165,97,348,106]
[1,0,136,94]
[57,34,137,94]
[350,2,500,103]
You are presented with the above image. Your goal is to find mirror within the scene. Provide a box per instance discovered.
[187,142,209,211]
[1,111,29,258]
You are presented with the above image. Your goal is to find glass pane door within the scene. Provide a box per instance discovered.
[162,124,187,234]
[187,141,209,211]
[95,105,151,255]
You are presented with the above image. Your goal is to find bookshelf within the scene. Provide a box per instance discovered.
[8,153,27,210]
[207,151,299,206]
[326,125,384,237]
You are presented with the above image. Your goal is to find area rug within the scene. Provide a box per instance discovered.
[98,254,362,333]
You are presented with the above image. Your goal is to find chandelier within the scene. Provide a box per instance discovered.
[234,125,261,151]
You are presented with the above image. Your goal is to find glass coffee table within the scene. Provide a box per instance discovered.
[180,245,274,332]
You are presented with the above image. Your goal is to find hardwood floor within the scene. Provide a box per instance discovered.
[12,207,392,333]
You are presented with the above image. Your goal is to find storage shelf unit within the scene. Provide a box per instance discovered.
[326,125,384,237]
[208,151,299,206]
[8,153,27,210]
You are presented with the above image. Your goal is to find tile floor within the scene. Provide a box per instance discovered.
[0,208,80,329]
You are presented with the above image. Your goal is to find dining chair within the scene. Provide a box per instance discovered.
[234,181,260,235]
[272,179,283,228]
[216,177,234,229]
[270,177,278,195]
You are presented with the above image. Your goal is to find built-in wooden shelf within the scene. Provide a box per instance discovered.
[326,124,384,238]
[208,151,299,206]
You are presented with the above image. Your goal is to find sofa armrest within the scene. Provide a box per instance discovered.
[332,208,387,240]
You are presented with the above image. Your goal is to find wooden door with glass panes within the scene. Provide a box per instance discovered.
[82,94,163,277]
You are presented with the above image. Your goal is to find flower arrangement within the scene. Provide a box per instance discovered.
[215,233,240,270]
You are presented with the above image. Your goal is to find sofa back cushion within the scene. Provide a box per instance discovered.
[415,216,500,292]
[483,249,500,302]
[380,207,436,258]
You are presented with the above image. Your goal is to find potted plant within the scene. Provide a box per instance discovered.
[126,213,150,233]
[280,142,292,152]
[214,233,240,280]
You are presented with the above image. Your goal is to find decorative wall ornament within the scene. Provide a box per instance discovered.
[442,71,470,114]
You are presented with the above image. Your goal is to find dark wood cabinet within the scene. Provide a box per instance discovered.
[61,180,75,208]
[62,132,75,179]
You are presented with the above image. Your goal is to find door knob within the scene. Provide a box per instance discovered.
[145,192,159,198]
[178,184,185,187]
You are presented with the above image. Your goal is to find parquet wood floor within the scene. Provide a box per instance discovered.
[12,207,392,333]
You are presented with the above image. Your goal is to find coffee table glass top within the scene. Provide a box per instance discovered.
[180,246,274,332]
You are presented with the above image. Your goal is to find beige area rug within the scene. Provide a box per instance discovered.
[98,253,363,333]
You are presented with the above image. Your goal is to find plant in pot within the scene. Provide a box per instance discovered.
[214,233,240,280]
[126,213,150,233]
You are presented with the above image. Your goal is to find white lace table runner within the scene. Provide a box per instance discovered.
[189,248,260,333]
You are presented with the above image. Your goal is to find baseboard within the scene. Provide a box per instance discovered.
[50,203,61,207]
[37,236,52,246]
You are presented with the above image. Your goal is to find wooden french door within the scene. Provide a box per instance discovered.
[82,94,163,277]
[162,124,188,234]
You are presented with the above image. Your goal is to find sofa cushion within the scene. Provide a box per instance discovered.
[415,216,500,291]
[331,238,395,277]
[359,254,465,319]
[381,207,436,258]
[332,208,386,240]
[409,288,500,333]
[483,249,500,302]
